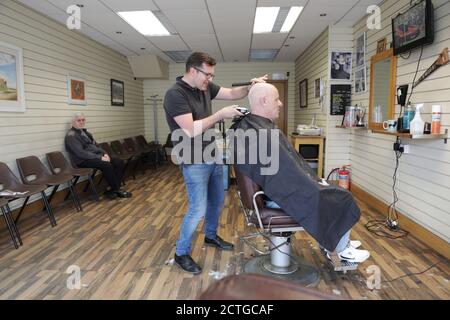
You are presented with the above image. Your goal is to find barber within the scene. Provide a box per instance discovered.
[164,52,267,274]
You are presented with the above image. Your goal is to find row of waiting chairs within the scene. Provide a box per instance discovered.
[0,135,164,250]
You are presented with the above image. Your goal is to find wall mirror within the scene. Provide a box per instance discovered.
[369,48,397,130]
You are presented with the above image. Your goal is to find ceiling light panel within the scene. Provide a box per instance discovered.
[250,49,278,61]
[280,6,303,32]
[117,11,170,36]
[253,7,280,33]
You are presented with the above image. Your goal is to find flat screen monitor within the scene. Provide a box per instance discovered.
[391,0,434,55]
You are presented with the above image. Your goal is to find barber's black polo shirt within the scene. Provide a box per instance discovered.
[164,76,221,163]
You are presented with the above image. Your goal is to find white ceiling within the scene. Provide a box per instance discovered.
[17,0,383,63]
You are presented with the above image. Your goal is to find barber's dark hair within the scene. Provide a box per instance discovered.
[185,52,216,72]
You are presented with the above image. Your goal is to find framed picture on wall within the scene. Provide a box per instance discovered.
[356,32,366,68]
[330,84,351,115]
[314,78,320,98]
[0,41,26,112]
[377,38,387,54]
[299,79,308,108]
[67,75,86,105]
[111,79,124,106]
[330,51,352,81]
[354,66,367,93]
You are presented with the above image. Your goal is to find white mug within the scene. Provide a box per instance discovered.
[383,119,397,132]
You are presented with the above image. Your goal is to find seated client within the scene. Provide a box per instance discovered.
[230,83,370,264]
[65,112,132,199]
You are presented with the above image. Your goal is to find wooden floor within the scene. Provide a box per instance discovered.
[0,164,448,300]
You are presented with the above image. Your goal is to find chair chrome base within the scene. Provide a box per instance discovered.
[244,255,320,287]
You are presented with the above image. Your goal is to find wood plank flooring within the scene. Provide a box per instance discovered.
[0,164,448,300]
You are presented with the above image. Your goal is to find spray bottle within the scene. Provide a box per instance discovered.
[409,103,425,135]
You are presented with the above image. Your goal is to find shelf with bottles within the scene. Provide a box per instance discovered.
[371,128,448,143]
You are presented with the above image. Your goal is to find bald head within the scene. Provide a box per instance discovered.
[248,83,283,121]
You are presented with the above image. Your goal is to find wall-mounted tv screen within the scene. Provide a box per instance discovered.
[391,0,434,55]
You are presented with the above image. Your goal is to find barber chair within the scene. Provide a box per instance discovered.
[233,165,319,286]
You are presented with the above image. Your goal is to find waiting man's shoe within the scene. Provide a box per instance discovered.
[116,190,132,198]
[174,254,202,274]
[204,235,234,250]
[103,190,117,199]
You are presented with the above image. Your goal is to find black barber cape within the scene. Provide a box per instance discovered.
[229,114,360,251]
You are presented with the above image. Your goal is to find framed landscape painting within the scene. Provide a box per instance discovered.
[0,41,26,112]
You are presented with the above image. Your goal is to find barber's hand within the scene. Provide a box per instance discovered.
[101,154,110,162]
[247,74,268,91]
[218,105,244,120]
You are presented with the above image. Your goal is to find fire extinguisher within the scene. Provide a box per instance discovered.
[338,165,351,190]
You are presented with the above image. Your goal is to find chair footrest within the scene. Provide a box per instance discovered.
[329,260,359,273]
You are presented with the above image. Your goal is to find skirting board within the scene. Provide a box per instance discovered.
[351,183,450,260]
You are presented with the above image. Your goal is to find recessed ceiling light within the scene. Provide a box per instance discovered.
[117,11,170,36]
[250,49,278,61]
[289,36,295,39]
[280,7,303,33]
[284,44,290,47]
[253,7,280,33]
[320,13,327,17]
[116,31,122,34]
[164,50,192,62]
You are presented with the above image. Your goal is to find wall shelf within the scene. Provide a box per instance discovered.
[371,129,448,143]
[335,125,367,129]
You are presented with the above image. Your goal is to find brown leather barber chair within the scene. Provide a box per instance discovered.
[233,165,319,287]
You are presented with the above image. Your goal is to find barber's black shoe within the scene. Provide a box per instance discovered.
[174,254,202,274]
[103,190,117,199]
[116,190,132,198]
[204,235,234,251]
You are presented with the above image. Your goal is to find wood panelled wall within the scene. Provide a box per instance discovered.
[0,0,145,207]
[143,62,295,143]
[294,28,329,133]
[294,0,449,244]
[326,27,354,176]
[350,0,450,243]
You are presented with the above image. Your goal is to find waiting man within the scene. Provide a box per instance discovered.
[65,112,132,199]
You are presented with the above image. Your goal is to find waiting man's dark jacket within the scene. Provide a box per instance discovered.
[65,127,106,165]
[230,114,360,251]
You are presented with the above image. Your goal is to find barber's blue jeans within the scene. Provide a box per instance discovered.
[265,201,351,253]
[176,163,224,256]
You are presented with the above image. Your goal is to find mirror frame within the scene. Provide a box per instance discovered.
[369,48,397,130]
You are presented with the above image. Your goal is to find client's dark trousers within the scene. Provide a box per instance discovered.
[78,158,124,192]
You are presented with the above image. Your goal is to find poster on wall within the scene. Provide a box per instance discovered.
[330,51,352,81]
[330,84,351,115]
[354,66,367,93]
[355,32,366,68]
[0,41,26,112]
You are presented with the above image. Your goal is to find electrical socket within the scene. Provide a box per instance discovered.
[393,142,404,153]
[402,144,410,154]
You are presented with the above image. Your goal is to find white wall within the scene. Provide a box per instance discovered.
[143,62,296,144]
[350,0,450,242]
[294,28,329,131]
[0,0,144,205]
[294,0,449,243]
[326,27,354,176]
